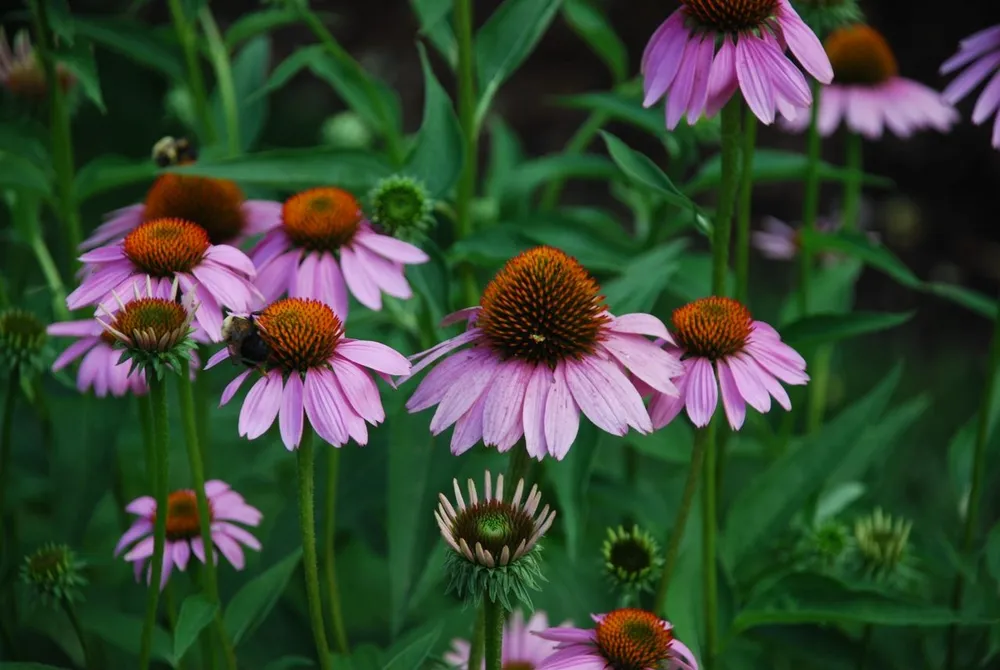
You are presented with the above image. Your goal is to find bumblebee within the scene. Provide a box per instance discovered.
[152,136,198,168]
[221,313,270,368]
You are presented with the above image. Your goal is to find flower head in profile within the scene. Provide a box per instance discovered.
[782,24,957,139]
[49,316,149,397]
[535,608,698,670]
[642,0,833,128]
[0,308,51,384]
[368,175,435,241]
[213,297,410,449]
[940,24,1000,148]
[602,525,663,597]
[436,471,555,610]
[20,543,87,607]
[403,246,683,460]
[249,186,429,319]
[0,28,74,100]
[114,480,262,591]
[445,609,571,669]
[69,217,260,340]
[647,297,808,431]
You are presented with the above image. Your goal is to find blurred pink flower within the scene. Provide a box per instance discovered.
[642,0,832,128]
[115,480,262,590]
[249,187,428,320]
[752,202,877,263]
[941,24,1000,148]
[401,247,683,460]
[0,27,74,100]
[445,610,571,669]
[47,319,148,397]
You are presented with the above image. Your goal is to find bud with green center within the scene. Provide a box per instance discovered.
[795,518,851,571]
[791,0,865,39]
[20,543,87,606]
[601,525,663,597]
[435,471,556,610]
[851,507,919,588]
[0,308,51,393]
[368,175,434,241]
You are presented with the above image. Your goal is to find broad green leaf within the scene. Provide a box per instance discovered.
[404,45,464,198]
[173,594,218,662]
[559,91,663,137]
[779,258,863,324]
[685,149,894,193]
[599,131,692,208]
[211,36,271,153]
[496,154,617,202]
[168,148,392,192]
[224,548,303,645]
[814,482,866,523]
[562,0,627,83]
[723,365,902,566]
[448,226,530,267]
[484,116,525,200]
[0,152,53,196]
[410,0,457,67]
[778,311,915,348]
[71,18,184,81]
[225,9,302,49]
[548,426,604,559]
[57,40,105,112]
[921,281,996,319]
[664,252,734,302]
[78,604,174,664]
[74,155,157,204]
[251,44,315,100]
[475,0,564,128]
[603,239,689,313]
[381,623,443,670]
[801,228,921,289]
[986,522,1000,583]
[0,120,49,168]
[503,210,634,272]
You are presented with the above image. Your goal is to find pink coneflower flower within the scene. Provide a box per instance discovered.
[48,319,149,397]
[941,24,1000,148]
[402,246,683,460]
[67,218,261,341]
[641,0,833,128]
[114,480,262,590]
[0,27,74,100]
[445,610,570,669]
[752,206,876,262]
[249,187,429,320]
[534,608,698,670]
[211,297,411,449]
[782,24,957,138]
[647,297,808,431]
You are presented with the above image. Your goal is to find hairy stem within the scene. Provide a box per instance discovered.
[454,0,480,307]
[297,428,333,670]
[323,447,350,653]
[701,420,719,669]
[467,603,486,670]
[139,374,169,670]
[483,598,505,670]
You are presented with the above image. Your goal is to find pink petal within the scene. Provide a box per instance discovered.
[220,369,252,406]
[303,368,350,446]
[522,364,552,460]
[482,361,532,450]
[353,230,429,264]
[717,358,747,430]
[173,541,191,571]
[406,348,491,412]
[430,357,499,434]
[336,339,411,375]
[607,312,673,343]
[736,35,776,125]
[205,244,256,277]
[600,333,682,395]
[279,372,304,450]
[332,358,384,424]
[81,204,144,250]
[114,520,152,556]
[238,370,283,440]
[340,245,383,310]
[777,0,833,83]
[543,363,579,460]
[254,250,299,303]
[351,244,412,299]
[205,347,231,370]
[451,389,488,455]
[642,11,688,106]
[684,357,718,427]
[242,200,283,235]
[212,532,246,570]
[564,358,627,435]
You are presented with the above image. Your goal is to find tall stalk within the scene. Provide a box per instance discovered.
[297,428,333,670]
[168,0,214,143]
[713,99,743,296]
[323,447,349,653]
[798,82,823,317]
[734,104,758,304]
[453,0,480,307]
[701,420,719,668]
[840,132,863,231]
[483,598,505,670]
[467,604,486,670]
[199,7,240,156]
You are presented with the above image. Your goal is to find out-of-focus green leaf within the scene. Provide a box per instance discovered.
[723,365,902,566]
[404,45,464,198]
[0,152,53,196]
[381,622,442,670]
[813,482,866,523]
[173,594,217,663]
[0,665,74,669]
[779,311,915,348]
[664,252,734,302]
[548,426,603,559]
[224,9,302,49]
[562,0,627,83]
[921,282,996,319]
[78,604,174,664]
[985,522,1000,584]
[496,154,617,202]
[947,373,1000,508]
[502,210,633,273]
[262,658,314,670]
[224,548,303,646]
[210,36,270,153]
[599,131,693,208]
[251,44,314,99]
[801,228,921,289]
[603,239,689,313]
[779,258,863,324]
[57,40,104,112]
[74,155,156,204]
[72,18,184,81]
[559,91,663,137]
[410,0,457,67]
[475,0,564,128]
[484,117,525,201]
[0,121,49,168]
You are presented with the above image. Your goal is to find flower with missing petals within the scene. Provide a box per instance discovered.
[445,609,571,669]
[535,608,698,670]
[403,246,683,460]
[940,24,1000,148]
[436,471,555,610]
[647,297,808,430]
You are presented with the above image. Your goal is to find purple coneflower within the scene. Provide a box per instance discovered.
[0,27,73,100]
[444,609,569,669]
[941,24,1000,148]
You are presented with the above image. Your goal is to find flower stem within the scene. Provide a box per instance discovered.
[199,7,240,157]
[323,446,349,654]
[467,603,486,670]
[840,132,863,231]
[64,600,95,670]
[137,393,155,490]
[806,344,833,433]
[483,598,505,670]
[713,98,743,297]
[454,0,480,308]
[734,104,758,304]
[297,427,333,670]
[701,419,719,669]
[177,359,236,670]
[798,82,823,317]
[139,374,170,670]
[168,0,214,143]
[653,426,708,614]
[945,293,1000,669]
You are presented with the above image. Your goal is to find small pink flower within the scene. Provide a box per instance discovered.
[941,24,1000,148]
[534,608,698,670]
[212,297,411,450]
[47,318,148,397]
[444,610,572,669]
[782,24,957,139]
[642,0,833,129]
[67,218,261,341]
[647,297,808,431]
[249,187,429,320]
[401,246,683,460]
[752,213,872,263]
[114,480,262,590]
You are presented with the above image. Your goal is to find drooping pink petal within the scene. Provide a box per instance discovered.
[66,263,136,309]
[542,363,579,460]
[114,520,152,556]
[684,357,719,427]
[451,389,489,455]
[642,11,688,106]
[204,244,257,277]
[727,353,771,413]
[333,358,384,424]
[607,312,673,343]
[404,329,483,379]
[353,230,429,264]
[580,355,652,433]
[407,348,490,412]
[238,370,283,440]
[173,541,191,572]
[79,245,127,264]
[600,333,681,395]
[522,364,551,460]
[430,356,499,434]
[304,368,351,446]
[242,200,283,235]
[279,372,304,450]
[736,35,777,125]
[340,245,383,310]
[705,35,739,118]
[254,250,299,303]
[351,244,413,299]
[81,204,145,250]
[482,361,532,450]
[563,358,627,435]
[717,359,747,430]
[336,339,411,376]
[52,337,98,371]
[776,0,833,83]
[212,532,246,570]
[666,36,704,129]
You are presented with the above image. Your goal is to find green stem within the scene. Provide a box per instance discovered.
[798,82,823,317]
[538,111,609,210]
[137,393,155,490]
[139,375,170,670]
[195,344,211,466]
[713,99,743,296]
[806,344,833,434]
[504,442,533,488]
[23,204,69,321]
[467,604,486,670]
[653,427,709,614]
[177,359,236,670]
[701,419,718,669]
[29,0,81,272]
[199,7,240,156]
[64,600,95,670]
[323,447,350,654]
[483,598,505,670]
[734,104,757,304]
[840,132,863,231]
[297,428,333,670]
[168,0,214,143]
[454,0,480,307]
[945,292,1000,670]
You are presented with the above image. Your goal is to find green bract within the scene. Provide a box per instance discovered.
[19,543,87,607]
[601,525,663,596]
[368,174,434,241]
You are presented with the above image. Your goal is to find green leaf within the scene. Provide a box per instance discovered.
[173,594,218,663]
[986,522,1000,584]
[496,154,617,202]
[778,311,915,348]
[74,155,157,204]
[603,240,689,313]
[921,281,996,319]
[559,91,663,137]
[547,427,603,559]
[0,665,73,669]
[410,0,457,67]
[211,36,271,152]
[262,658,315,670]
[813,482,866,523]
[723,365,902,566]
[78,604,174,664]
[503,210,634,272]
[404,45,464,198]
[599,131,692,208]
[252,44,314,99]
[225,9,302,49]
[225,548,303,646]
[562,0,627,83]
[71,18,184,81]
[0,152,52,196]
[449,226,530,268]
[475,0,563,128]
[0,121,49,169]
[56,40,104,112]
[167,148,391,192]
[381,623,443,670]
[801,228,921,289]
[779,258,862,324]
